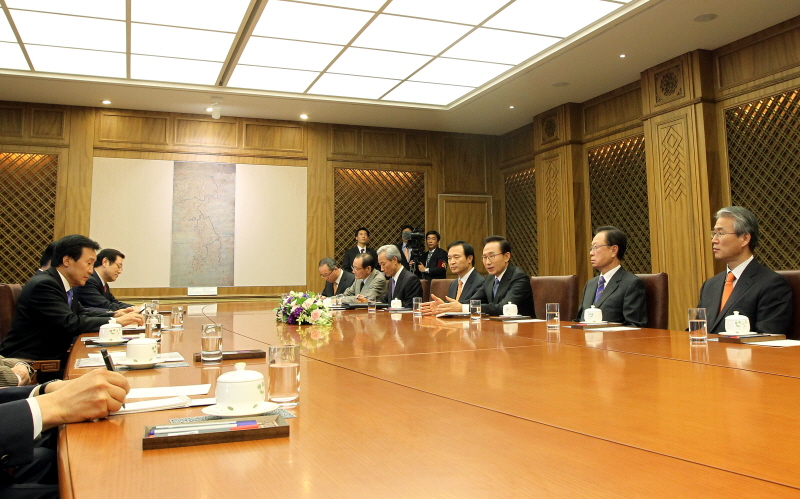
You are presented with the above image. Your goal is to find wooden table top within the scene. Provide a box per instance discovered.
[60,301,800,497]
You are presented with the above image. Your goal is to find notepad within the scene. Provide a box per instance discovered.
[112,395,191,415]
[75,352,185,368]
[127,384,211,399]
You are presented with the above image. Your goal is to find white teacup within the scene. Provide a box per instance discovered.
[126,334,158,364]
[502,302,518,316]
[391,299,402,309]
[99,319,123,341]
[215,363,266,413]
[584,305,603,323]
[725,311,750,334]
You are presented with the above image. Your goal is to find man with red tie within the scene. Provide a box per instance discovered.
[697,206,792,335]
[74,248,134,312]
[340,227,378,273]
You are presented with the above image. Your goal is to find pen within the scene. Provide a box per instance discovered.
[100,348,125,409]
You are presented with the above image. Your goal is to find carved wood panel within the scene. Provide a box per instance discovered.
[504,167,538,276]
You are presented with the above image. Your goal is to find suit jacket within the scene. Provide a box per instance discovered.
[396,243,413,271]
[341,246,378,273]
[321,270,355,297]
[698,259,792,335]
[342,269,387,303]
[385,268,423,308]
[0,267,112,361]
[74,271,133,311]
[575,267,647,327]
[416,247,448,281]
[447,269,484,304]
[0,385,36,469]
[469,264,534,317]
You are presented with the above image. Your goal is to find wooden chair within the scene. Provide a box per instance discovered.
[429,279,455,302]
[530,275,578,321]
[635,273,669,330]
[777,270,800,340]
[419,278,431,302]
[0,283,61,378]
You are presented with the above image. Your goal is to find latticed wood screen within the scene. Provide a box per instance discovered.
[0,153,58,283]
[725,88,800,270]
[587,135,651,274]
[333,168,425,265]
[504,167,538,276]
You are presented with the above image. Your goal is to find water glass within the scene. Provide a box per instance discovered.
[144,313,162,338]
[171,306,184,328]
[546,303,560,330]
[368,301,377,314]
[688,308,708,342]
[268,345,299,407]
[412,297,423,317]
[151,299,160,313]
[200,323,223,363]
[470,300,482,321]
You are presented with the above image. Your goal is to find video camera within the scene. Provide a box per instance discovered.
[401,227,426,269]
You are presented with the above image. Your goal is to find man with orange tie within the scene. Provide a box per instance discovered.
[697,206,792,335]
[318,258,354,298]
[420,240,483,315]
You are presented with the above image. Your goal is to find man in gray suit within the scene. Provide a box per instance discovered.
[697,206,791,335]
[422,240,483,315]
[575,226,647,327]
[341,253,387,304]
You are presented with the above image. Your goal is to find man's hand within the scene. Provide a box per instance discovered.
[113,307,135,317]
[115,312,144,326]
[417,263,426,273]
[421,294,463,316]
[355,294,368,303]
[12,363,31,385]
[36,369,130,430]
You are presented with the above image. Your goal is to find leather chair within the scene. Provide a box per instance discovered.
[777,270,800,340]
[420,278,431,302]
[530,275,578,321]
[429,279,455,302]
[635,273,669,330]
[0,283,61,377]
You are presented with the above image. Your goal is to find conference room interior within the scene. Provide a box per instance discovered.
[3,0,800,497]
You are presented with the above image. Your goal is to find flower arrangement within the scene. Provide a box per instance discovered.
[277,324,332,351]
[275,291,333,326]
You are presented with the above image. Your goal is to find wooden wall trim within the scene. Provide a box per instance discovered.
[0,101,69,147]
[93,148,308,167]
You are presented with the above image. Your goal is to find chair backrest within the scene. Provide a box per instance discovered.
[635,273,669,330]
[777,270,800,340]
[430,279,455,302]
[0,283,22,342]
[530,275,578,321]
[420,278,431,302]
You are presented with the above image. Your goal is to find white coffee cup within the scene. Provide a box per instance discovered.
[725,311,750,334]
[584,305,603,323]
[391,299,402,308]
[215,363,265,413]
[99,319,122,341]
[126,334,158,364]
[502,302,518,316]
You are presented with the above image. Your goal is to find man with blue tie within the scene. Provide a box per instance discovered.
[378,244,422,308]
[0,235,143,364]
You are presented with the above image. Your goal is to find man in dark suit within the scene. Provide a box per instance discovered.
[74,248,134,312]
[378,244,423,308]
[396,224,416,271]
[341,253,387,304]
[422,240,483,315]
[575,226,647,326]
[34,242,57,275]
[0,235,144,362]
[318,257,355,298]
[698,206,792,335]
[341,227,378,273]
[415,231,448,281]
[1,369,129,498]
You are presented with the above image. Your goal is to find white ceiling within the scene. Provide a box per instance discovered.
[0,0,798,135]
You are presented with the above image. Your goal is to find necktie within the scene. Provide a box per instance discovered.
[362,279,367,291]
[426,251,433,266]
[360,248,365,254]
[404,246,410,261]
[720,272,735,311]
[455,280,463,301]
[493,278,500,299]
[390,278,396,298]
[66,288,74,307]
[594,276,605,303]
[333,282,338,295]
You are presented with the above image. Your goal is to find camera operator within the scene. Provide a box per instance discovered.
[396,225,421,271]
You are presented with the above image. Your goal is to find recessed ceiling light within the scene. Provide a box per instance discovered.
[509,106,514,109]
[552,81,569,87]
[300,114,308,120]
[619,54,626,58]
[694,13,717,23]
[102,100,112,105]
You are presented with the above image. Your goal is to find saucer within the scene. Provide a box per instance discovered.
[202,401,280,417]
[116,358,158,369]
[91,338,128,346]
[717,331,758,336]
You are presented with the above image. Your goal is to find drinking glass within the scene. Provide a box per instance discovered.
[200,323,223,363]
[151,300,160,313]
[412,297,423,317]
[470,300,482,321]
[171,306,184,328]
[546,303,560,331]
[367,301,377,314]
[268,345,299,407]
[144,313,162,338]
[688,308,708,342]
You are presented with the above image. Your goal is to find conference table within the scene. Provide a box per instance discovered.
[59,301,800,498]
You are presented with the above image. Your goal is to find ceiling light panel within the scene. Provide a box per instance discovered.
[10,10,125,52]
[0,13,17,42]
[354,15,472,55]
[410,58,512,87]
[253,1,373,45]
[239,37,341,72]
[26,45,125,77]
[131,24,234,62]
[6,0,124,20]
[303,0,385,10]
[444,28,559,65]
[328,47,430,79]
[384,81,473,105]
[228,65,319,93]
[0,41,29,70]
[131,0,251,32]
[384,0,509,25]
[309,73,400,100]
[131,54,222,85]
[485,0,621,38]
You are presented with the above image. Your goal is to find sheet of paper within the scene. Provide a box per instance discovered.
[590,326,641,331]
[112,395,191,415]
[127,384,211,399]
[77,352,185,368]
[189,397,216,407]
[748,340,800,347]
[506,319,546,323]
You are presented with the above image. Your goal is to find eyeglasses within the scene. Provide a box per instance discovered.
[481,253,504,262]
[710,231,736,239]
[351,265,363,271]
[589,244,612,252]
[319,269,336,278]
